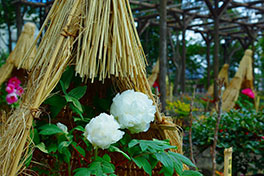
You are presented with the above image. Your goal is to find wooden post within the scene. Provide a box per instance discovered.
[224,147,233,176]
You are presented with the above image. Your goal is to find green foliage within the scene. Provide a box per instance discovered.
[126,139,199,176]
[186,108,264,175]
[74,155,116,176]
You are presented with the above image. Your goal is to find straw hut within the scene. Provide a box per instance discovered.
[0,22,36,86]
[207,63,229,97]
[222,49,254,111]
[0,1,183,175]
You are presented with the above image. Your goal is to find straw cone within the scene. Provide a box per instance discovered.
[207,63,229,96]
[0,63,14,86]
[0,23,36,87]
[0,0,182,175]
[8,22,36,70]
[222,49,254,111]
[148,60,159,86]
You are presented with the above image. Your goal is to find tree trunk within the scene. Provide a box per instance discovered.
[159,0,167,112]
[16,3,22,40]
[213,16,219,101]
[168,30,180,96]
[206,41,211,89]
[181,17,186,94]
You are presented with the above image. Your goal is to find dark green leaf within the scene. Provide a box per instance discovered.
[39,124,63,135]
[154,153,174,174]
[128,139,139,148]
[109,146,131,160]
[182,170,203,176]
[168,151,196,168]
[74,168,91,176]
[61,66,74,89]
[72,142,86,157]
[60,81,68,95]
[132,157,152,175]
[58,141,72,153]
[69,86,87,100]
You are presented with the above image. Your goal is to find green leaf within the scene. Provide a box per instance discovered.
[48,143,58,153]
[68,86,87,100]
[39,124,64,135]
[32,128,40,144]
[72,126,85,132]
[60,80,68,95]
[25,153,33,167]
[109,146,131,160]
[128,139,139,148]
[74,168,91,176]
[44,95,66,117]
[103,154,111,162]
[62,148,71,163]
[61,66,74,89]
[70,104,84,119]
[72,99,83,113]
[132,157,152,175]
[66,96,83,113]
[58,141,72,153]
[182,170,203,176]
[36,142,48,153]
[168,151,196,168]
[72,142,86,157]
[154,153,174,175]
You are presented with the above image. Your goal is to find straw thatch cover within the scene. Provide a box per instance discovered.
[148,60,159,87]
[0,1,182,175]
[207,63,229,96]
[222,49,254,111]
[0,22,36,86]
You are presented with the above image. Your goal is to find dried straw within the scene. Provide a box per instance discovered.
[8,22,36,70]
[0,0,182,175]
[0,23,36,87]
[222,49,254,111]
[207,63,229,96]
[0,63,14,86]
[148,60,159,87]
[0,0,82,175]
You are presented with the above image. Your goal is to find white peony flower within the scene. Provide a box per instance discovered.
[57,122,68,134]
[84,113,125,149]
[110,90,156,133]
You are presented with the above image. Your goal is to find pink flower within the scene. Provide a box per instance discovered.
[241,88,255,99]
[15,86,24,96]
[6,93,18,104]
[8,77,21,88]
[5,84,15,94]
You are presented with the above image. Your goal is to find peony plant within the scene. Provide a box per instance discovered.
[110,90,156,133]
[28,68,200,176]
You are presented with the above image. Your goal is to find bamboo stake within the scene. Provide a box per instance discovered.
[224,147,232,176]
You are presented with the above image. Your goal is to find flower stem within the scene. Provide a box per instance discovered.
[94,147,98,160]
